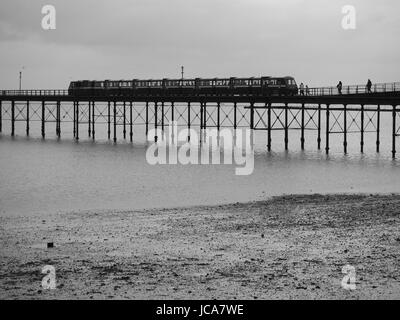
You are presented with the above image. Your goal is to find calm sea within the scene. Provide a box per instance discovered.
[1,110,399,217]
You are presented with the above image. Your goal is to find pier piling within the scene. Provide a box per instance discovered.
[301,103,305,150]
[11,100,15,136]
[92,101,95,140]
[155,102,158,142]
[87,102,91,137]
[123,101,126,140]
[325,104,330,155]
[0,100,2,133]
[377,105,381,153]
[361,104,365,153]
[344,104,347,154]
[26,101,30,136]
[113,101,117,143]
[284,103,288,150]
[41,101,45,139]
[393,105,397,158]
[75,101,79,140]
[317,104,321,150]
[267,103,271,151]
[187,102,191,142]
[130,102,133,142]
[145,102,149,137]
[107,101,111,140]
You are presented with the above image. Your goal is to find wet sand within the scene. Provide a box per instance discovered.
[0,194,399,300]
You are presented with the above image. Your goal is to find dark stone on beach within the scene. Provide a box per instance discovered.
[47,242,54,248]
[261,234,265,238]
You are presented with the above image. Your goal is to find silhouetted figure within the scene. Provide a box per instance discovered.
[299,83,305,96]
[337,81,343,95]
[306,85,310,96]
[366,79,372,93]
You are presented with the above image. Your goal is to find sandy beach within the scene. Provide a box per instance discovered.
[0,194,399,300]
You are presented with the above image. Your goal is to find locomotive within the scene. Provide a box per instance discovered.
[68,76,298,97]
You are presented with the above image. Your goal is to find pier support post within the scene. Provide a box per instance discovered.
[88,101,91,137]
[154,102,158,142]
[56,101,59,137]
[267,103,271,151]
[392,105,396,158]
[41,101,45,139]
[113,101,117,143]
[26,101,30,136]
[130,102,133,142]
[11,100,15,136]
[360,104,364,153]
[0,100,2,133]
[326,104,330,155]
[171,102,175,143]
[123,101,126,139]
[73,102,76,138]
[344,104,347,154]
[376,105,381,153]
[284,103,288,150]
[203,101,207,142]
[56,101,61,138]
[233,102,237,130]
[233,102,237,143]
[161,102,165,133]
[107,101,111,140]
[92,101,95,140]
[217,102,220,131]
[187,102,190,142]
[75,101,79,140]
[200,102,203,144]
[301,103,305,150]
[250,102,254,130]
[317,104,321,150]
[203,101,207,130]
[145,102,149,137]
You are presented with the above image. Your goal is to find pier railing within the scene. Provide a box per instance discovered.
[307,82,400,96]
[0,89,69,96]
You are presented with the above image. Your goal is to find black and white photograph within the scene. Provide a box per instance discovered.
[0,0,399,309]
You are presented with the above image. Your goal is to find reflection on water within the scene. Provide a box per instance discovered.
[0,121,399,216]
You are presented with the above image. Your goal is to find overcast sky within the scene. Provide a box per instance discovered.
[0,0,399,89]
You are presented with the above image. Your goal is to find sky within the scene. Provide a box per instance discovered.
[0,0,399,89]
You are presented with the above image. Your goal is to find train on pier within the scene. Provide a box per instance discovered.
[68,76,298,97]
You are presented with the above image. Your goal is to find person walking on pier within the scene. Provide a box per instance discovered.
[306,85,310,96]
[337,81,343,95]
[366,79,372,93]
[299,83,305,96]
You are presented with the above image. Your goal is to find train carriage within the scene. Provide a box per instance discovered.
[68,76,298,97]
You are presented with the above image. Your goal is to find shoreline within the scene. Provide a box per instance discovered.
[1,193,399,299]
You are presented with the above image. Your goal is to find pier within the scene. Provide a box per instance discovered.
[1,81,399,157]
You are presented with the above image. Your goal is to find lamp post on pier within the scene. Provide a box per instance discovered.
[19,66,25,90]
